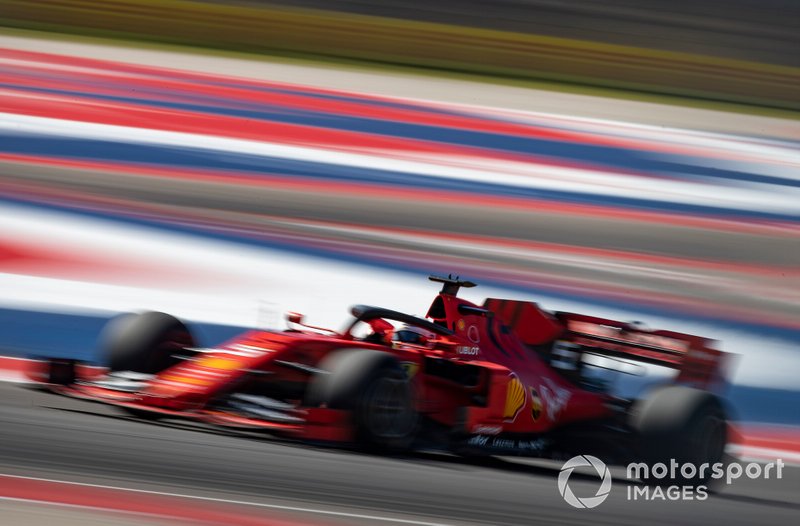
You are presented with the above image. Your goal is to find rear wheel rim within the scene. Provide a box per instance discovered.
[693,412,726,466]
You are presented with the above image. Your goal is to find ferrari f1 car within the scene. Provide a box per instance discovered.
[28,275,733,482]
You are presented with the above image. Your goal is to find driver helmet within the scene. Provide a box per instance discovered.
[392,325,435,347]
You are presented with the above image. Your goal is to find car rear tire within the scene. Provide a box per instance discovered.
[631,386,728,486]
[306,349,418,451]
[102,312,196,374]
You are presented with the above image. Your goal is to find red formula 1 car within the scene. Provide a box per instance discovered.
[29,275,733,479]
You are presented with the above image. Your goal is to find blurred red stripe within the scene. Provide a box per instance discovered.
[0,474,320,526]
[735,425,800,453]
[0,228,217,285]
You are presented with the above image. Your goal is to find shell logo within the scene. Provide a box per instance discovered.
[503,374,526,422]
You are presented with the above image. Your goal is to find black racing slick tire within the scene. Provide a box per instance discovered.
[306,349,418,451]
[631,385,728,486]
[102,312,196,374]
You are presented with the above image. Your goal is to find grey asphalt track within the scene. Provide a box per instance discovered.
[1,382,798,525]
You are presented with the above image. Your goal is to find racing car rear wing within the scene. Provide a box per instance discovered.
[481,298,732,391]
[557,312,733,391]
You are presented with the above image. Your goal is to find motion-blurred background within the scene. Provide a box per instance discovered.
[3,0,800,108]
[0,1,798,524]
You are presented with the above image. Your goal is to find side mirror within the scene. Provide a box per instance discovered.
[286,312,305,325]
[284,312,339,336]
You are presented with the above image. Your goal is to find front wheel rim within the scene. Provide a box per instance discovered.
[363,375,415,439]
